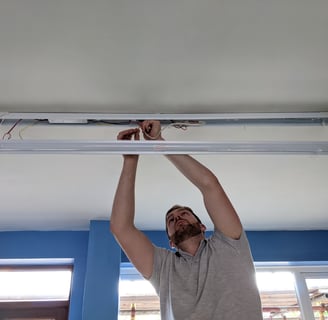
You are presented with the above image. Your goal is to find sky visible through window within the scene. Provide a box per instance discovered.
[120,271,296,296]
[0,270,72,301]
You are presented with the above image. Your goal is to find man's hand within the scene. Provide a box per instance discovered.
[117,128,140,159]
[139,120,163,140]
[117,128,140,141]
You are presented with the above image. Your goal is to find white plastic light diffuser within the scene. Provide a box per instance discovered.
[0,140,327,155]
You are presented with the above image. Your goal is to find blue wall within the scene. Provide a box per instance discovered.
[247,230,328,262]
[1,222,328,320]
[82,221,121,320]
[0,221,121,320]
[122,230,328,263]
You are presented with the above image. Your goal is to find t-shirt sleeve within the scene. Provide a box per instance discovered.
[148,245,171,294]
[211,228,251,254]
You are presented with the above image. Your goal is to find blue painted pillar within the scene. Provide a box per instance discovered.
[82,220,121,320]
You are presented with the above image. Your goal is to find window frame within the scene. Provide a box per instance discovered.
[119,261,328,320]
[0,261,73,320]
[255,262,328,320]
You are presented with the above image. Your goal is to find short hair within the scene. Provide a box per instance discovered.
[165,205,202,237]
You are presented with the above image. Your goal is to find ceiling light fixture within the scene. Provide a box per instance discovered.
[1,112,328,124]
[0,140,327,155]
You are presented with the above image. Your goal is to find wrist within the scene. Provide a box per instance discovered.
[123,155,139,163]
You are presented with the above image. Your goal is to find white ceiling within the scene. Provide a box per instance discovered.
[0,0,327,231]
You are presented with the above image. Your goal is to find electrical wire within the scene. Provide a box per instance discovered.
[2,119,22,140]
[18,120,41,140]
[142,121,206,140]
[0,118,205,141]
[89,120,133,126]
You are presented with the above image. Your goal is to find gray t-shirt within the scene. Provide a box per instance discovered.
[149,230,263,320]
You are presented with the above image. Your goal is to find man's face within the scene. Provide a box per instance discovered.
[166,208,204,247]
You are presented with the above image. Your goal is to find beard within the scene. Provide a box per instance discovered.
[170,222,202,247]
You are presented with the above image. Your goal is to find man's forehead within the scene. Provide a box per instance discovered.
[166,207,192,219]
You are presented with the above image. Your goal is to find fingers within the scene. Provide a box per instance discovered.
[135,128,140,140]
[139,120,161,140]
[116,120,161,142]
[139,120,153,134]
[117,128,140,141]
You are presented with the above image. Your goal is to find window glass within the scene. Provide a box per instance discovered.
[256,271,302,319]
[0,269,72,301]
[119,279,160,320]
[305,277,328,320]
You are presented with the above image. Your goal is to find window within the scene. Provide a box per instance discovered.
[257,264,328,320]
[304,274,328,320]
[119,262,328,320]
[0,262,73,320]
[119,279,160,320]
[256,271,302,319]
[119,263,160,320]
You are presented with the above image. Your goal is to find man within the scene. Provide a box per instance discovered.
[110,120,263,320]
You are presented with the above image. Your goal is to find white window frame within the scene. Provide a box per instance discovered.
[120,261,328,320]
[255,262,328,320]
[0,259,73,320]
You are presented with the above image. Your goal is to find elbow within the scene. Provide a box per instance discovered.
[201,174,220,191]
[109,220,116,235]
[109,216,121,236]
[109,222,117,239]
[109,220,123,237]
[110,218,134,239]
[110,222,126,243]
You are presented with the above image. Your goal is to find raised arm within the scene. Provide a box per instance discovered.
[140,120,242,240]
[110,128,154,279]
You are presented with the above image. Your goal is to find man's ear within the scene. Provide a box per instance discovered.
[200,224,207,233]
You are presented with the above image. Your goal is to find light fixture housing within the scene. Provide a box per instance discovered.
[1,111,328,124]
[1,112,327,155]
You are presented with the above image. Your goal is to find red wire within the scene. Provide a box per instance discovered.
[2,119,22,140]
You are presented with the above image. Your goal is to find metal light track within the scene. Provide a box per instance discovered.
[1,112,328,123]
